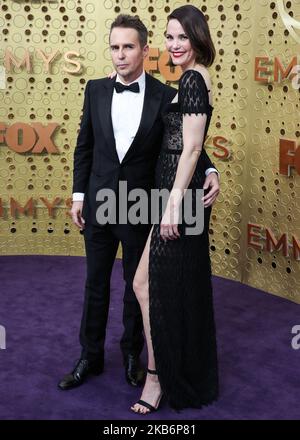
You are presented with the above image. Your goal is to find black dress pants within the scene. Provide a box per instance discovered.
[79,222,148,365]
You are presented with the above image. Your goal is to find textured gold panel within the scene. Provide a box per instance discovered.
[0,0,299,303]
[241,0,300,303]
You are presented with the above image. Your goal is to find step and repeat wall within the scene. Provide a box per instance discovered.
[0,0,299,303]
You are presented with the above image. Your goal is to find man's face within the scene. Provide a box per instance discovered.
[109,27,149,83]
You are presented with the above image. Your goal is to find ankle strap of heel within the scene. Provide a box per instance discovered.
[147,368,158,375]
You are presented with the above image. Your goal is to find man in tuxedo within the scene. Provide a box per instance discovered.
[58,14,219,390]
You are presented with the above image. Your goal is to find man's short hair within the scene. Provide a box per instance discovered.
[110,14,148,48]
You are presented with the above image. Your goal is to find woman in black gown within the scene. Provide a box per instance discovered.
[131,5,219,413]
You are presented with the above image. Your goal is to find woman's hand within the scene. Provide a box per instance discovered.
[107,70,117,79]
[160,203,180,241]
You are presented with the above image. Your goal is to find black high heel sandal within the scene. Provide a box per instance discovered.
[131,368,163,414]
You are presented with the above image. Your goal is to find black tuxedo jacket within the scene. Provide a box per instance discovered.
[73,73,215,228]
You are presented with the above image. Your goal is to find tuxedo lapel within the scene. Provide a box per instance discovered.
[96,79,120,163]
[122,74,162,164]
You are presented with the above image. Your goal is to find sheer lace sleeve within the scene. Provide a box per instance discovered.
[179,70,210,116]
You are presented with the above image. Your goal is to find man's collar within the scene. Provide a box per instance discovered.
[116,71,146,92]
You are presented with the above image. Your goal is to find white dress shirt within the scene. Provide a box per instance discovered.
[111,71,146,163]
[73,72,145,202]
[72,72,218,202]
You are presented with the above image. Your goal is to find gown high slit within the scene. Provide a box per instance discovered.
[148,70,219,409]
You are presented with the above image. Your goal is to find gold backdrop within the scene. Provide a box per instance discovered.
[0,0,299,303]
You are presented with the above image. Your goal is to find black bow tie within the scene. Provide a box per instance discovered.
[114,82,140,94]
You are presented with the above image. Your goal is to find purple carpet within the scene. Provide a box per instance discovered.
[0,255,299,420]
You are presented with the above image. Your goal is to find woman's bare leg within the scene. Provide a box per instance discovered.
[131,227,162,414]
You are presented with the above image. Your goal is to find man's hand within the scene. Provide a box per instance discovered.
[202,173,220,208]
[70,201,85,230]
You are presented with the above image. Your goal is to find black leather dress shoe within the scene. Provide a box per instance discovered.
[58,358,103,390]
[124,354,145,387]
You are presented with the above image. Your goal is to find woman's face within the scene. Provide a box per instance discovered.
[165,19,196,70]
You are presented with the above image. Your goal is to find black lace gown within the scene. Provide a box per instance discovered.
[149,70,219,409]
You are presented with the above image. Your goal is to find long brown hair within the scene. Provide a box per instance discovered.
[168,5,215,67]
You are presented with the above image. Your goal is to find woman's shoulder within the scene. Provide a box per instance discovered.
[179,68,211,93]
